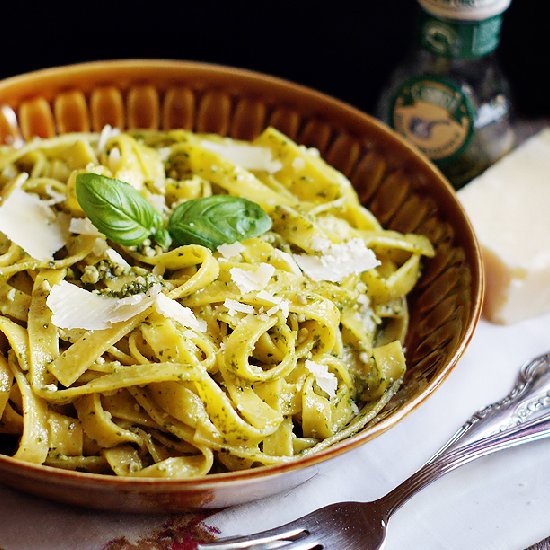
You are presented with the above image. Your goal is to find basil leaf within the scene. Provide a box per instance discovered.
[168,196,272,251]
[76,173,166,246]
[153,226,172,249]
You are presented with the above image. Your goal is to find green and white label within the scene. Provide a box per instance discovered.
[389,76,475,164]
[419,10,502,58]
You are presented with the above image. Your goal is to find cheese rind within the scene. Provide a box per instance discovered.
[458,129,550,324]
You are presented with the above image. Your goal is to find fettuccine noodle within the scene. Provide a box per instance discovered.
[0,127,434,477]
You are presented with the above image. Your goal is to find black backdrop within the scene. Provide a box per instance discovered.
[0,1,545,119]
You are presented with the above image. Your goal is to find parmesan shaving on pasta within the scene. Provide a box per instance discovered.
[223,298,254,316]
[305,360,338,399]
[69,217,101,236]
[91,238,131,271]
[229,263,275,293]
[217,242,246,259]
[46,281,160,330]
[155,293,207,332]
[293,238,380,282]
[104,248,131,271]
[96,124,120,155]
[271,249,302,275]
[256,290,290,318]
[201,140,282,173]
[0,188,67,261]
[42,187,67,206]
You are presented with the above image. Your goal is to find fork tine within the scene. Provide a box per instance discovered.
[274,541,320,550]
[197,542,288,550]
[197,527,307,549]
[198,540,317,550]
[247,542,297,550]
[199,543,292,550]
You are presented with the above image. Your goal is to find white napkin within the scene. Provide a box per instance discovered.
[1,313,550,549]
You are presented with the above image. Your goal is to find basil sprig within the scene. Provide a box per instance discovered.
[75,173,271,251]
[168,195,272,251]
[76,173,171,247]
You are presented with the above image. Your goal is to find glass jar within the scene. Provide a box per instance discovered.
[377,0,514,188]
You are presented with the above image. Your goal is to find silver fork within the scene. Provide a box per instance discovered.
[198,351,550,550]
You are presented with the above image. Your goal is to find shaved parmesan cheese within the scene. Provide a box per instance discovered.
[0,189,67,261]
[305,359,338,399]
[92,238,109,256]
[108,146,122,172]
[155,293,207,332]
[292,157,306,171]
[256,290,290,318]
[96,124,120,155]
[13,172,29,188]
[305,146,321,157]
[271,249,302,276]
[266,302,289,317]
[357,293,378,334]
[217,242,246,259]
[294,238,379,282]
[230,263,275,294]
[359,352,371,364]
[105,248,131,271]
[224,298,254,316]
[90,238,130,270]
[158,147,172,161]
[310,236,332,252]
[42,186,66,206]
[69,217,101,236]
[47,281,160,330]
[201,140,282,173]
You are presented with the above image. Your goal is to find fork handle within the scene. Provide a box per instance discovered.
[379,352,550,515]
[380,411,550,516]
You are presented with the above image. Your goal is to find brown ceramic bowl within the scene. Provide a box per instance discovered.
[0,60,483,513]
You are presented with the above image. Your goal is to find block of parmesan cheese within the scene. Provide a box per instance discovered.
[458,129,550,324]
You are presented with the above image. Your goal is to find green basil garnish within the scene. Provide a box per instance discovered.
[75,173,270,251]
[168,195,272,251]
[76,173,170,247]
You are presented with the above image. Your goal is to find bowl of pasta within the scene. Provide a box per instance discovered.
[0,60,482,512]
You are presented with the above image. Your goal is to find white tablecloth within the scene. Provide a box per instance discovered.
[1,313,550,549]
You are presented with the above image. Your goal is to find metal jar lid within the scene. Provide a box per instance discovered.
[418,0,511,20]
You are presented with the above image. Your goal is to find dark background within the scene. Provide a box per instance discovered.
[0,1,545,119]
